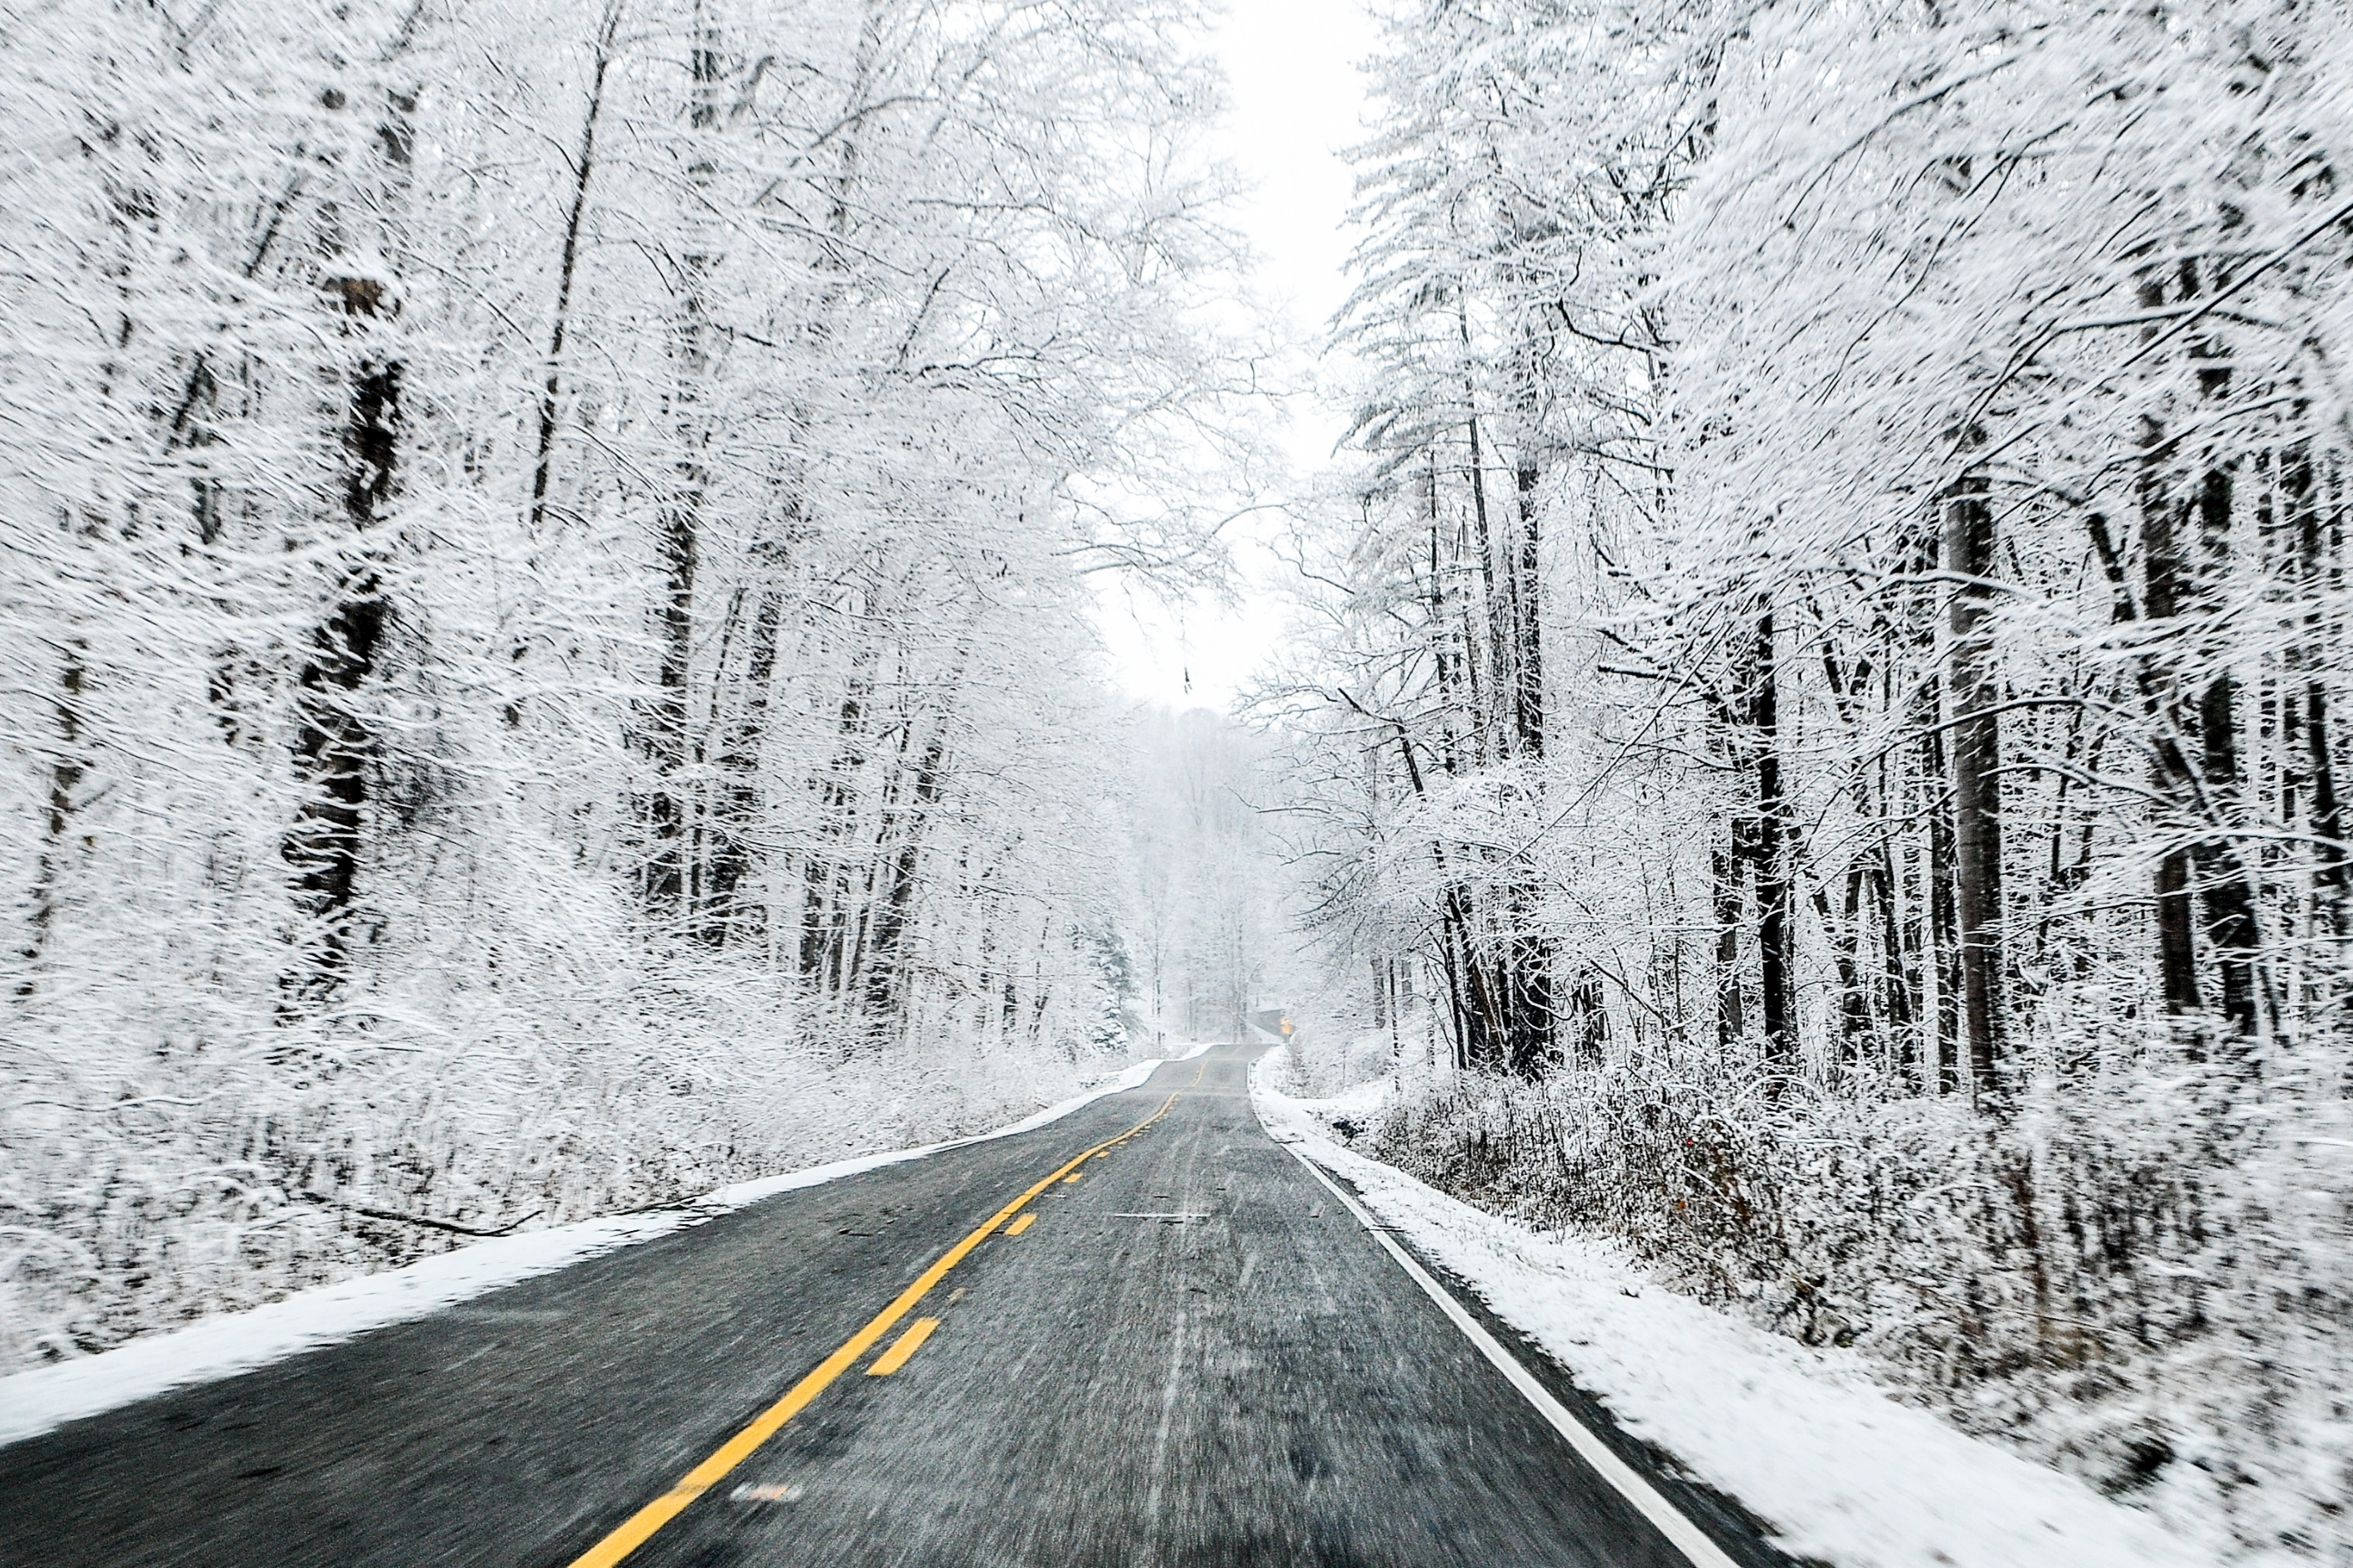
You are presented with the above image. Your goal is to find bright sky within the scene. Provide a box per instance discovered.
[1093,0,1379,713]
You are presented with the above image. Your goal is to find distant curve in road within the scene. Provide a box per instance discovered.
[0,1045,1795,1568]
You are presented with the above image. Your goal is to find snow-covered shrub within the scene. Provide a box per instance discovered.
[1365,1028,2353,1555]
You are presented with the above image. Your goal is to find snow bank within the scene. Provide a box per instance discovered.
[0,1056,1169,1448]
[1251,1056,2249,1568]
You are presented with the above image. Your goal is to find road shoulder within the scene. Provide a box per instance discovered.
[1250,1060,2219,1568]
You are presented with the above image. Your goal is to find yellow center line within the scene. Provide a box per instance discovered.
[1005,1213,1037,1236]
[561,1079,1189,1568]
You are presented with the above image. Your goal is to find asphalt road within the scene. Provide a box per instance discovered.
[0,1044,1793,1567]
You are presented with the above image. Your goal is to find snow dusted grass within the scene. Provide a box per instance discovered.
[1252,1049,2263,1568]
[0,1056,1169,1447]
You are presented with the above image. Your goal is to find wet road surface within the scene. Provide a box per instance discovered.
[0,1045,1793,1567]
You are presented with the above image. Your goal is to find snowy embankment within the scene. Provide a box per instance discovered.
[0,1051,1199,1448]
[1251,1051,2248,1568]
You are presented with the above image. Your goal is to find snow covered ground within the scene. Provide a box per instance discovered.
[1251,1052,2258,1568]
[0,1053,1190,1448]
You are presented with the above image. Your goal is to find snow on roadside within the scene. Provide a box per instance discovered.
[0,1055,1171,1448]
[1251,1054,2248,1568]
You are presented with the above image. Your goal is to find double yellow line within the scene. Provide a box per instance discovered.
[565,1080,1190,1568]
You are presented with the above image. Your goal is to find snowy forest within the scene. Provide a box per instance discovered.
[1265,0,2353,1557]
[7,0,2352,1560]
[0,0,1281,1369]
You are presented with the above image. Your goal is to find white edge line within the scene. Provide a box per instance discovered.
[0,1054,1179,1447]
[1271,1137,1744,1568]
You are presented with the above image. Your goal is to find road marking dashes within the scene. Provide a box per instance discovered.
[1005,1213,1037,1236]
[561,1084,1187,1568]
[867,1318,939,1376]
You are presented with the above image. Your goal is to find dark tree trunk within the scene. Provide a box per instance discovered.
[19,645,86,993]
[639,20,723,925]
[1458,301,1505,757]
[2288,448,2348,923]
[862,718,949,1019]
[1815,864,1872,1062]
[642,480,698,919]
[2141,456,2203,1014]
[1563,975,1607,1066]
[1943,442,2005,1106]
[1712,835,1745,1055]
[801,670,870,986]
[284,276,398,998]
[1752,605,1794,1075]
[1464,404,1503,755]
[2135,265,2204,1017]
[1921,688,1962,1094]
[1378,707,1486,1072]
[1506,940,1555,1078]
[1868,832,1917,1082]
[1514,458,1544,758]
[702,585,783,937]
[526,0,621,539]
[1501,447,1552,1078]
[2192,461,2259,1036]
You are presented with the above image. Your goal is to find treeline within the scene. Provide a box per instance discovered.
[1128,708,1286,1044]
[0,0,1247,1366]
[1266,0,2351,1555]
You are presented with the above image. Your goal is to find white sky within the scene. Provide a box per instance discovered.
[1092,0,1379,714]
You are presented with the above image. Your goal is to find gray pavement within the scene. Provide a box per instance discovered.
[0,1045,1795,1567]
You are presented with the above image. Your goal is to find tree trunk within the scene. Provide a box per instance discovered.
[702,577,785,944]
[1711,835,1745,1055]
[642,472,698,921]
[2288,447,2348,926]
[281,21,425,999]
[1753,605,1794,1075]
[862,718,948,1021]
[1868,829,1917,1084]
[2192,460,2259,1036]
[526,0,622,539]
[1501,443,1552,1077]
[1460,302,1504,757]
[1943,440,2004,1106]
[284,274,399,998]
[1513,457,1544,758]
[2135,266,2204,1018]
[802,662,872,988]
[1812,860,1873,1063]
[1921,677,1962,1093]
[639,13,724,926]
[18,644,86,994]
